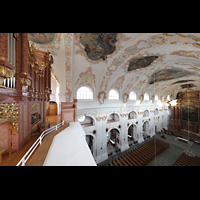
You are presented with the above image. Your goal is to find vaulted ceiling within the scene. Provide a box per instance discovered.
[74,33,200,102]
[29,33,200,104]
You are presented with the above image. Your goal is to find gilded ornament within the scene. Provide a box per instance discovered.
[31,104,35,111]
[13,33,18,40]
[0,103,19,133]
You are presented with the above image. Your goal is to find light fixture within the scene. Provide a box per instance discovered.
[169,99,177,106]
[136,100,141,105]
[157,100,162,106]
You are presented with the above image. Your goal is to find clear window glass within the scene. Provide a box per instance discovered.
[77,86,93,100]
[108,89,119,100]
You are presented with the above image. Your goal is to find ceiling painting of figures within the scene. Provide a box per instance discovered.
[28,33,57,45]
[148,66,196,85]
[79,33,118,61]
[127,55,159,71]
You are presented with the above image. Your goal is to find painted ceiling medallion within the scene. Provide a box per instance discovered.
[127,56,159,72]
[148,66,195,85]
[79,33,118,61]
[28,33,57,45]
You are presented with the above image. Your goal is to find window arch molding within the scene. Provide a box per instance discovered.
[108,89,119,100]
[76,85,94,100]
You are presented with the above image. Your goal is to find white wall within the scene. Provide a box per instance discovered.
[50,76,61,115]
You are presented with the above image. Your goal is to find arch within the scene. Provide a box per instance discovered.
[85,132,96,159]
[108,89,119,100]
[106,111,121,122]
[107,127,121,153]
[80,114,96,126]
[0,122,15,153]
[0,120,17,135]
[46,101,58,116]
[107,127,121,135]
[76,86,93,100]
[154,108,159,115]
[142,120,150,136]
[143,109,150,117]
[85,114,96,125]
[128,110,137,119]
[127,123,138,141]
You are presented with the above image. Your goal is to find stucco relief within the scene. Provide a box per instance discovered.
[65,33,73,102]
[123,93,129,104]
[99,39,155,92]
[76,66,96,87]
[110,75,125,90]
[170,50,200,59]
[98,91,106,105]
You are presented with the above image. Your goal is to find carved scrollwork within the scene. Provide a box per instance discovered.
[0,103,18,133]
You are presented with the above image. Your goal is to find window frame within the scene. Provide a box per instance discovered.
[76,86,93,101]
[154,94,158,101]
[108,89,119,100]
[144,93,149,101]
[129,91,137,101]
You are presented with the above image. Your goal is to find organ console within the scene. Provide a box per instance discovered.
[0,33,53,152]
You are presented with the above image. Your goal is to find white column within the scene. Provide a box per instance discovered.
[95,118,108,164]
[120,115,129,151]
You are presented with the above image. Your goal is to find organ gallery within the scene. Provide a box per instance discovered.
[0,33,200,166]
[0,33,52,152]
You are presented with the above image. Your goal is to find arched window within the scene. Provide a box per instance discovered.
[129,91,137,100]
[144,93,149,101]
[77,86,93,100]
[167,95,170,101]
[155,94,158,101]
[162,96,165,102]
[108,89,119,100]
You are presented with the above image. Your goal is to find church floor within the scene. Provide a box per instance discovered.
[1,114,61,166]
[147,132,200,166]
[98,133,200,166]
[0,135,38,166]
[46,115,61,127]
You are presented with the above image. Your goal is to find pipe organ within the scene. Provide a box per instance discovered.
[169,89,200,141]
[0,33,53,152]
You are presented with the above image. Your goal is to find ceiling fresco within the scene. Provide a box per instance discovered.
[172,80,194,85]
[39,33,200,105]
[79,33,118,61]
[180,83,197,89]
[127,55,159,71]
[28,33,57,45]
[148,66,196,85]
